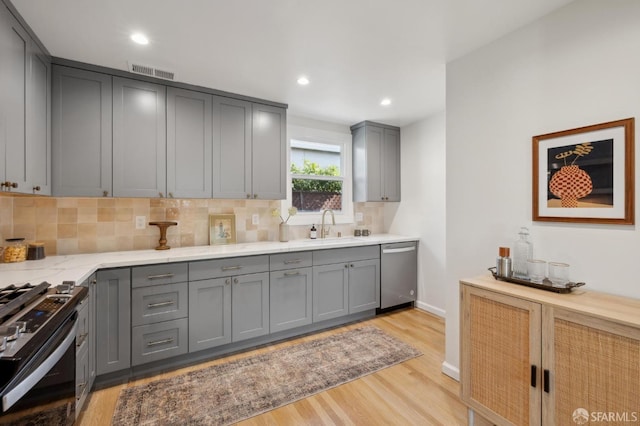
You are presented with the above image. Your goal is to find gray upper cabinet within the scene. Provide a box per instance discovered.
[212,96,252,199]
[251,103,286,200]
[351,121,401,202]
[26,40,51,195]
[167,87,212,198]
[0,5,51,195]
[112,76,166,198]
[52,66,112,197]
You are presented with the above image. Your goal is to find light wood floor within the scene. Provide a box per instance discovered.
[80,308,467,425]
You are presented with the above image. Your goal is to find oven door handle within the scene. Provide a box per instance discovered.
[2,321,78,411]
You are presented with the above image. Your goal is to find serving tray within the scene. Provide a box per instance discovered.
[488,267,585,294]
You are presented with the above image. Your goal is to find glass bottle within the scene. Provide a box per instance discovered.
[512,227,532,279]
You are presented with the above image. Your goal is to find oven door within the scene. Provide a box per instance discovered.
[0,312,77,425]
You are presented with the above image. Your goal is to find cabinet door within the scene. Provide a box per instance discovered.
[26,40,50,195]
[113,77,166,197]
[87,274,97,392]
[460,285,542,426]
[212,96,251,199]
[167,87,212,198]
[543,307,640,425]
[96,268,131,375]
[52,66,112,196]
[364,125,384,201]
[251,103,286,199]
[231,272,269,342]
[188,278,231,352]
[348,258,380,313]
[382,128,400,202]
[312,263,349,322]
[0,8,28,191]
[270,267,312,333]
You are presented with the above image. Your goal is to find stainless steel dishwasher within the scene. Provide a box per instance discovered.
[380,241,417,309]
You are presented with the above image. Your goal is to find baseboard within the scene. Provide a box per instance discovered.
[441,361,460,381]
[415,300,445,318]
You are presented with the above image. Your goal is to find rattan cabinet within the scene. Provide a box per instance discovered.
[461,278,640,426]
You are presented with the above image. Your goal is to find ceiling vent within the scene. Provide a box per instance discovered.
[128,62,175,81]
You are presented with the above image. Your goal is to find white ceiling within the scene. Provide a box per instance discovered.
[12,0,574,127]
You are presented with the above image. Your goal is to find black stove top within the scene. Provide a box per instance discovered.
[0,283,50,324]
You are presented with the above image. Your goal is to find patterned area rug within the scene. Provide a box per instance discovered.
[112,326,421,425]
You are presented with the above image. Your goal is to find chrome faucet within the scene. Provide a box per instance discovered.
[320,209,335,238]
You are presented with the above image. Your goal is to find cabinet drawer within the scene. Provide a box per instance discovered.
[132,282,188,326]
[269,251,312,271]
[313,245,380,266]
[189,255,269,281]
[132,263,188,288]
[131,318,188,366]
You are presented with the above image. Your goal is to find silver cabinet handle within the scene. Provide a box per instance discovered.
[350,264,354,268]
[147,300,174,308]
[382,246,416,254]
[103,190,109,197]
[147,338,173,347]
[222,265,242,271]
[253,194,258,199]
[76,333,88,347]
[284,271,300,276]
[225,278,231,285]
[234,278,239,284]
[283,259,302,264]
[146,273,175,280]
[246,193,251,198]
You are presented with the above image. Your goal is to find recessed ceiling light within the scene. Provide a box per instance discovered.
[380,98,391,106]
[131,33,149,45]
[297,76,310,85]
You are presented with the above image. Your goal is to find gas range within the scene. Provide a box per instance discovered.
[0,282,87,392]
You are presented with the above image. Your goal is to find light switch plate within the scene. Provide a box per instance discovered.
[355,212,363,222]
[135,216,146,229]
[252,214,259,225]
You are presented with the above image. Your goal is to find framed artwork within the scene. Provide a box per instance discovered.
[533,117,634,224]
[209,214,237,245]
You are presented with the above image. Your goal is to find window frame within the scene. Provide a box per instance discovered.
[283,124,353,226]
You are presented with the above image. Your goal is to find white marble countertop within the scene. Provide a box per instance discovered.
[0,234,418,289]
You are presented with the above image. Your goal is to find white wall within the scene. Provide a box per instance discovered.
[445,0,640,379]
[386,112,447,317]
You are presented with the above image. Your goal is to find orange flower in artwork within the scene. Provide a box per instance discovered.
[549,143,594,207]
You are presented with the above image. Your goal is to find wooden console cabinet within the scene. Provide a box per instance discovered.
[460,276,640,426]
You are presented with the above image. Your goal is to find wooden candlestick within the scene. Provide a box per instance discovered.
[149,221,178,250]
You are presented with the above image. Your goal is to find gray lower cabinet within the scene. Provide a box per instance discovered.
[112,76,166,197]
[188,278,231,352]
[131,282,188,326]
[87,274,97,397]
[351,121,401,202]
[270,267,313,333]
[75,284,90,413]
[52,66,112,197]
[131,318,188,366]
[232,272,270,342]
[167,87,212,198]
[312,263,349,322]
[96,268,131,375]
[312,246,381,322]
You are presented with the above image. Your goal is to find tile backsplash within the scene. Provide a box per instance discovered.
[0,195,385,255]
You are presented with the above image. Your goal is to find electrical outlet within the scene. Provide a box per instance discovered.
[355,212,363,222]
[135,216,146,230]
[252,214,259,225]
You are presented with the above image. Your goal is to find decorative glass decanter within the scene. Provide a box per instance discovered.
[513,227,533,279]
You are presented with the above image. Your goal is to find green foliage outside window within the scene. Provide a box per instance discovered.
[291,160,342,193]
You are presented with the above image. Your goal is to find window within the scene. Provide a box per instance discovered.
[290,140,343,213]
[283,123,353,226]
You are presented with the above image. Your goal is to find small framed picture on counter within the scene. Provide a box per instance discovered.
[209,214,236,245]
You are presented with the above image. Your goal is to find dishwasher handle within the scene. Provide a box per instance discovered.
[382,246,416,254]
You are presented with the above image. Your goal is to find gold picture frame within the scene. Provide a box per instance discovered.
[209,214,237,245]
[532,117,634,225]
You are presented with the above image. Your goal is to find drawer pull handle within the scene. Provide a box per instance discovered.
[147,301,174,308]
[283,259,302,264]
[76,333,88,347]
[284,271,300,276]
[222,265,242,271]
[146,273,175,280]
[147,338,174,347]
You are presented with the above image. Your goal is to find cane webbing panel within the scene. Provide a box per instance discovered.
[470,294,530,425]
[554,319,640,422]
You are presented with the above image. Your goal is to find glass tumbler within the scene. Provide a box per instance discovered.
[548,262,570,285]
[527,259,547,284]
